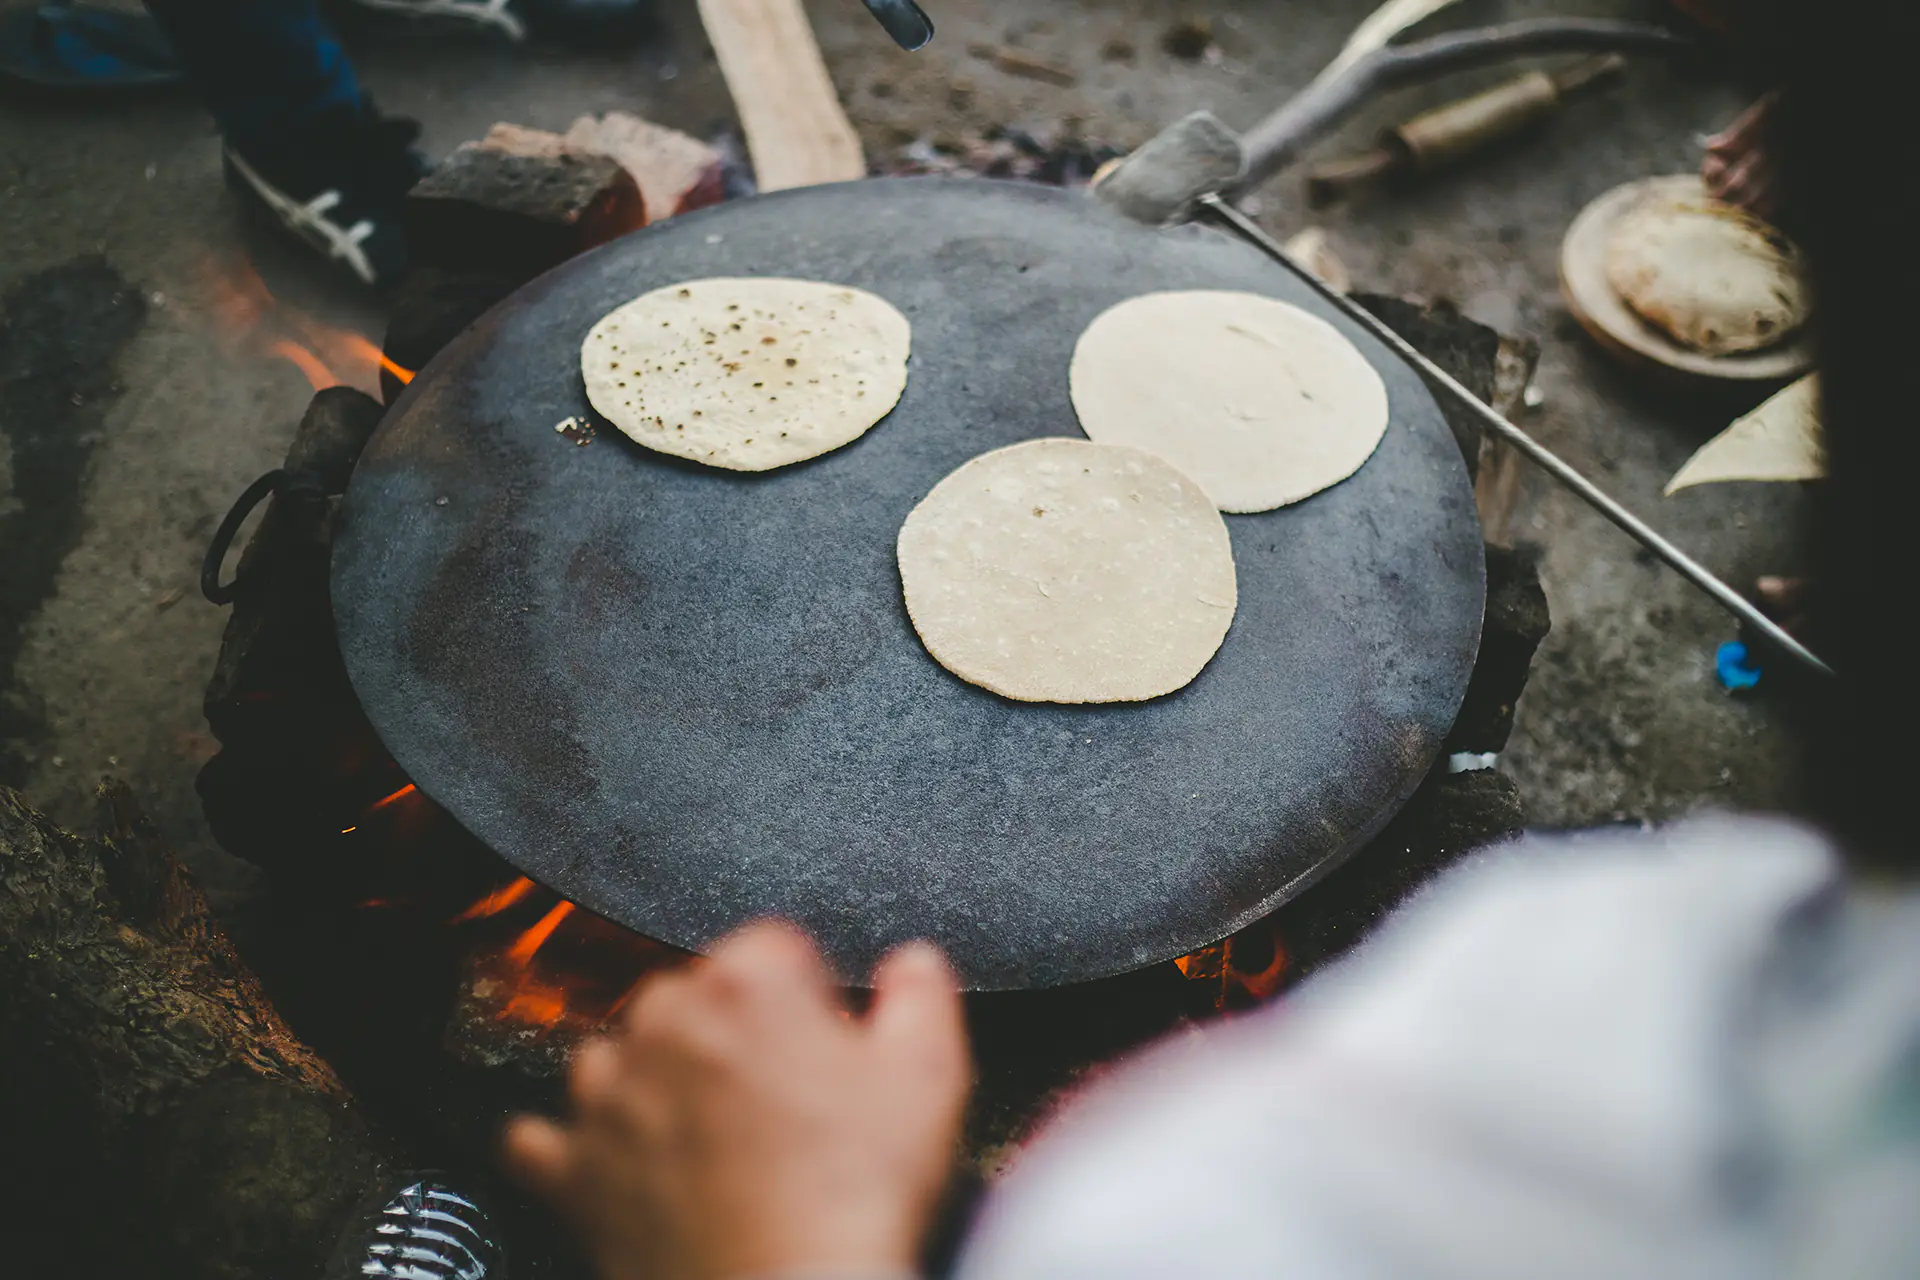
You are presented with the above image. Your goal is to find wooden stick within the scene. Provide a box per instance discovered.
[697,0,866,192]
[1234,18,1687,196]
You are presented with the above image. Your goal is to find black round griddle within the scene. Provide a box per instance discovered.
[333,178,1485,990]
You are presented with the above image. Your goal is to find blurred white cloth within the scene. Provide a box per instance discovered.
[957,815,1920,1280]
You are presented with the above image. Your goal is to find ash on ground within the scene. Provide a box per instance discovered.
[880,126,1122,186]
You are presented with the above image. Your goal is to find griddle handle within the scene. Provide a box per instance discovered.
[200,468,327,606]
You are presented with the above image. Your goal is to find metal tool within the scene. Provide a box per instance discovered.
[1198,192,1836,680]
[860,0,933,51]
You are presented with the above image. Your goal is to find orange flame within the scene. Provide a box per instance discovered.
[268,339,339,390]
[452,876,539,923]
[198,251,411,394]
[1176,927,1288,1008]
[1172,942,1225,981]
[1227,937,1287,1002]
[365,783,418,813]
[500,982,570,1027]
[449,879,685,1035]
[338,331,415,385]
[506,901,577,966]
[488,902,580,1030]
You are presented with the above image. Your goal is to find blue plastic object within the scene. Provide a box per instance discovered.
[1716,640,1763,691]
[0,4,181,95]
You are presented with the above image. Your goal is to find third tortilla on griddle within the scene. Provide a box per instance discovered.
[1070,289,1390,513]
[897,437,1237,704]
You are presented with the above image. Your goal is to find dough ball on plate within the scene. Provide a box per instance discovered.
[897,437,1237,704]
[1069,289,1389,514]
[582,277,911,471]
[1604,193,1808,355]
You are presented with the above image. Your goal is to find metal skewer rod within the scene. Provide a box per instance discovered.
[1197,192,1836,680]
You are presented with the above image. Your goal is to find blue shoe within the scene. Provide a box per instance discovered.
[0,3,182,96]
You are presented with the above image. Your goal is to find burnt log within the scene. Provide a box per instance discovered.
[0,782,389,1279]
[1447,542,1552,754]
[1351,292,1540,474]
[564,112,730,222]
[406,140,646,278]
[1341,295,1549,753]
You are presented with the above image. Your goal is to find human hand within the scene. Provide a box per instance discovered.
[504,921,971,1280]
[1702,90,1784,219]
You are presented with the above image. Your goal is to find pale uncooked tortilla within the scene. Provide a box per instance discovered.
[1666,373,1824,494]
[1069,290,1390,514]
[897,438,1237,704]
[581,277,910,471]
[1605,192,1809,355]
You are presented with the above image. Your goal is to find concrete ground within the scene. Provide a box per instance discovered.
[0,0,1810,914]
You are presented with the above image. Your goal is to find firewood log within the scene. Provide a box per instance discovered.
[0,782,390,1279]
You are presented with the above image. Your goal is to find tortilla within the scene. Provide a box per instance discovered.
[1666,373,1824,494]
[1604,192,1809,355]
[897,438,1237,704]
[581,277,911,471]
[1069,290,1390,513]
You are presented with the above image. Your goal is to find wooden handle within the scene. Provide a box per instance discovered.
[1392,70,1561,170]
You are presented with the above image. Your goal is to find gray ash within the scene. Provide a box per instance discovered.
[881,126,1123,187]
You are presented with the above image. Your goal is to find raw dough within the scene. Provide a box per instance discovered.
[897,438,1237,704]
[1605,191,1809,355]
[1069,290,1390,513]
[582,277,910,471]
